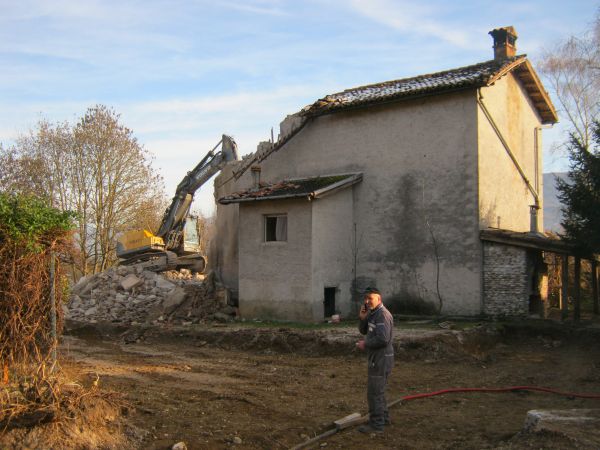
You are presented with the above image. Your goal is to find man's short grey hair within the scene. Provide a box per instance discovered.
[364,287,381,295]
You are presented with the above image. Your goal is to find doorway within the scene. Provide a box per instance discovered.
[324,287,336,317]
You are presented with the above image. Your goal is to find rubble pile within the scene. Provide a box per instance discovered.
[67,266,236,325]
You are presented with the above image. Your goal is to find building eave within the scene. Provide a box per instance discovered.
[219,173,362,205]
[480,229,599,260]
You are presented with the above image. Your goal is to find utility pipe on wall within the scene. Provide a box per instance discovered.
[477,89,540,210]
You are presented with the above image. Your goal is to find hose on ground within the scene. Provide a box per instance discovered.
[401,385,600,401]
[290,385,600,450]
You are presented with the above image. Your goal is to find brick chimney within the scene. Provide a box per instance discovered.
[489,26,518,59]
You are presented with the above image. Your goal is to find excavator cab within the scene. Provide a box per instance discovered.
[181,216,201,254]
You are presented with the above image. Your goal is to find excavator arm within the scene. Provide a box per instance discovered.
[157,135,239,245]
[116,135,239,272]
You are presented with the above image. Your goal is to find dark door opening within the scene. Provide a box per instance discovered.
[324,287,336,317]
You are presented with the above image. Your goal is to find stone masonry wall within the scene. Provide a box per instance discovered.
[482,242,529,316]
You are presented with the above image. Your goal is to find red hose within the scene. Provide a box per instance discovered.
[400,386,600,401]
[292,386,600,449]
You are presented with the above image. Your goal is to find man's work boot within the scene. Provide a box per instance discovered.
[358,424,383,434]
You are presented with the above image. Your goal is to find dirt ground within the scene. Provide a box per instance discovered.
[56,319,600,450]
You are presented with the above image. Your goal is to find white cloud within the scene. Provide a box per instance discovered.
[349,0,471,47]
[219,0,289,16]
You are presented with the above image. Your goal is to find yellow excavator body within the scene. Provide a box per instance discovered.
[116,229,165,258]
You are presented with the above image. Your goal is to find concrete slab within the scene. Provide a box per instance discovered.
[524,409,600,448]
[121,274,143,291]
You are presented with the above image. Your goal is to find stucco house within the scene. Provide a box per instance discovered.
[212,27,559,322]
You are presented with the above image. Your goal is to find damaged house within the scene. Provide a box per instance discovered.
[211,27,559,322]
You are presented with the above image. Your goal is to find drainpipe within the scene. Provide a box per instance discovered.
[529,204,540,234]
[477,89,540,232]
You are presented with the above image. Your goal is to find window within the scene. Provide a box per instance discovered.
[265,215,287,242]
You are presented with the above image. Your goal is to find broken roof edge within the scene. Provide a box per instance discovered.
[232,114,310,181]
[218,172,362,205]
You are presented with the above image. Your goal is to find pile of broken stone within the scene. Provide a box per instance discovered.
[66,265,237,326]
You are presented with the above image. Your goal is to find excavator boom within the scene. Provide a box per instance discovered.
[116,135,239,272]
[157,135,239,239]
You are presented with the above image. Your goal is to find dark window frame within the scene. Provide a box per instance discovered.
[264,214,287,242]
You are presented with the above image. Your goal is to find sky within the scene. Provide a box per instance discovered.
[0,0,597,216]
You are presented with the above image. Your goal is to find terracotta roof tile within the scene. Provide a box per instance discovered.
[303,56,543,116]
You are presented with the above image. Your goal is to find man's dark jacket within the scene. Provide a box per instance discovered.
[359,303,394,373]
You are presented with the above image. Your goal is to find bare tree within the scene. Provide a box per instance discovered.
[539,13,600,147]
[0,105,166,275]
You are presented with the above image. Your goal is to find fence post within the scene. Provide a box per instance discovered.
[49,251,57,368]
[561,255,569,321]
[593,260,599,316]
[573,256,581,322]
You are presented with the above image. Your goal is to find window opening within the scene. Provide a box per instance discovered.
[265,215,287,242]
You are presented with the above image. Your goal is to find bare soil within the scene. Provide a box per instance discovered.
[54,320,600,449]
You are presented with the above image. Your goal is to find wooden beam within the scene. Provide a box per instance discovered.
[334,413,365,430]
[574,256,581,322]
[561,255,569,321]
[593,261,599,316]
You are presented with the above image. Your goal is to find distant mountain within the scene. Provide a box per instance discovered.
[543,172,568,233]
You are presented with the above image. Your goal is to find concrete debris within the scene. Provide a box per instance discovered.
[66,266,237,326]
[120,274,143,291]
[525,409,600,431]
[523,409,600,448]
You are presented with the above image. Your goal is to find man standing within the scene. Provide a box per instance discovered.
[356,287,394,433]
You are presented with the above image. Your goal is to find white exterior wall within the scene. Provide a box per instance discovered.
[240,91,482,317]
[213,72,549,321]
[210,163,242,291]
[311,188,355,320]
[237,198,314,321]
[478,73,544,232]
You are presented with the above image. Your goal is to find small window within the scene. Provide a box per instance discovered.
[265,215,287,242]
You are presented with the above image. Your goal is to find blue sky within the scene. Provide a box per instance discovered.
[0,0,596,215]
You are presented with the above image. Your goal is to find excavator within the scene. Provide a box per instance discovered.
[116,135,239,273]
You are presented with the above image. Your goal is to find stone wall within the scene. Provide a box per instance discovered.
[482,241,529,316]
